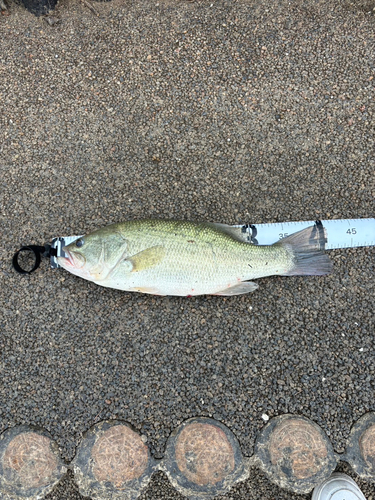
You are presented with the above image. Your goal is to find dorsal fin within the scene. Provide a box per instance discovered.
[205,222,252,244]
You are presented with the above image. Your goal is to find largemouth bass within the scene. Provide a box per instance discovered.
[57,219,332,296]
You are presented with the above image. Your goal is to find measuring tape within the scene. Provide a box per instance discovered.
[12,218,374,274]
[235,218,375,250]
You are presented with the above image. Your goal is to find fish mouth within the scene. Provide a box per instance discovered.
[62,249,74,267]
[61,248,86,269]
[56,250,74,270]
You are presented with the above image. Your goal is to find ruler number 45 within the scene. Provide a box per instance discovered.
[346,228,357,235]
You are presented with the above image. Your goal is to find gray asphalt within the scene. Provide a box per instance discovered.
[1,0,374,498]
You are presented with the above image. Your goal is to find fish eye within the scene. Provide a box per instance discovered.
[75,238,84,248]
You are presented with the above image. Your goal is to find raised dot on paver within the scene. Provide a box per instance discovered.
[72,420,155,500]
[359,424,375,470]
[269,418,328,479]
[175,422,235,485]
[91,425,149,485]
[0,426,66,499]
[344,412,375,482]
[3,432,58,488]
[254,414,337,494]
[163,417,247,499]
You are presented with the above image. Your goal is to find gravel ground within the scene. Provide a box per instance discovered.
[1,0,374,498]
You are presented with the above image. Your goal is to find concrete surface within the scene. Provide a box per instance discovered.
[0,0,374,498]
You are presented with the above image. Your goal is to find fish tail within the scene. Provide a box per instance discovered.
[274,222,332,276]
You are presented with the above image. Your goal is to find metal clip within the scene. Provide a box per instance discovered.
[241,224,258,245]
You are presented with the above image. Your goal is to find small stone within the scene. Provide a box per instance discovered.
[44,16,61,26]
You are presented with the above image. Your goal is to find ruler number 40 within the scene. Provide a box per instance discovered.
[346,228,357,235]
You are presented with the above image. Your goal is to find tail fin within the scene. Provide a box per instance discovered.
[274,222,332,276]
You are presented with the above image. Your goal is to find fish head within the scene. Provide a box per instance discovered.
[56,235,99,280]
[57,228,127,281]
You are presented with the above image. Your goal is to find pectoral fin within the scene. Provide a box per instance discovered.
[213,281,259,296]
[127,245,165,272]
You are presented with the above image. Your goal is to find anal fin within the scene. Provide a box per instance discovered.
[128,286,166,295]
[213,281,259,296]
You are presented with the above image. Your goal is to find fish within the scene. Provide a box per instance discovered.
[57,219,332,296]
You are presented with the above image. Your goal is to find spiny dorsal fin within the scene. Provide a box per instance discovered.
[205,222,253,244]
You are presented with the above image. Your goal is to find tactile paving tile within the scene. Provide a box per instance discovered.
[161,417,248,499]
[253,414,338,494]
[0,426,66,500]
[71,420,157,499]
[344,412,375,483]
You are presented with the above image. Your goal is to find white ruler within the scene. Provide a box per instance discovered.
[50,218,374,269]
[234,218,375,249]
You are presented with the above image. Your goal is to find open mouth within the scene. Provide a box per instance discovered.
[62,248,86,269]
[56,249,74,270]
[61,248,74,267]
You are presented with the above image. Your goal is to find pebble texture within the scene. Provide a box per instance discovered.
[0,0,374,498]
